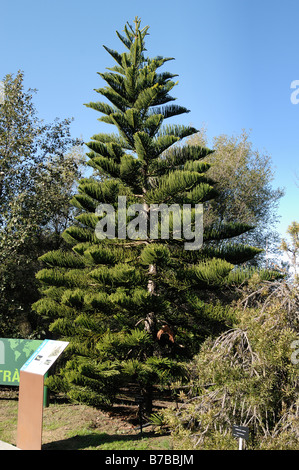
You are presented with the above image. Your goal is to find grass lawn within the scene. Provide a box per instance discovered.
[0,388,173,450]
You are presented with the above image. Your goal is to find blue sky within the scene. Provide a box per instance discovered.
[1,0,298,245]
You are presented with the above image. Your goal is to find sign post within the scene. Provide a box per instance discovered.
[17,371,45,450]
[17,339,68,450]
[232,425,249,450]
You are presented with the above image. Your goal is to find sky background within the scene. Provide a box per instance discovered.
[0,0,298,250]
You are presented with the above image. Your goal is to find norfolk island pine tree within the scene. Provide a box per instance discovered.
[32,18,278,412]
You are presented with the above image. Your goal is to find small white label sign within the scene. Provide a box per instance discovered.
[20,339,68,376]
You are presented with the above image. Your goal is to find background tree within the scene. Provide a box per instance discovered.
[187,128,284,265]
[0,71,84,337]
[34,18,279,412]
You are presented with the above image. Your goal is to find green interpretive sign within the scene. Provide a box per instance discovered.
[0,338,43,386]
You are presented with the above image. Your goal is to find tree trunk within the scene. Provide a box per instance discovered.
[144,263,157,339]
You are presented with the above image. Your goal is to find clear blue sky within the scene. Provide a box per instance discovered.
[1,0,298,244]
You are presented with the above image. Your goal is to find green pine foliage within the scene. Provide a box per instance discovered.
[33,18,279,411]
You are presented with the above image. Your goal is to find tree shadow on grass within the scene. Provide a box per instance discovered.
[42,430,159,451]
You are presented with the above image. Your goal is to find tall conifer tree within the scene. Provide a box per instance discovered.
[33,18,276,410]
